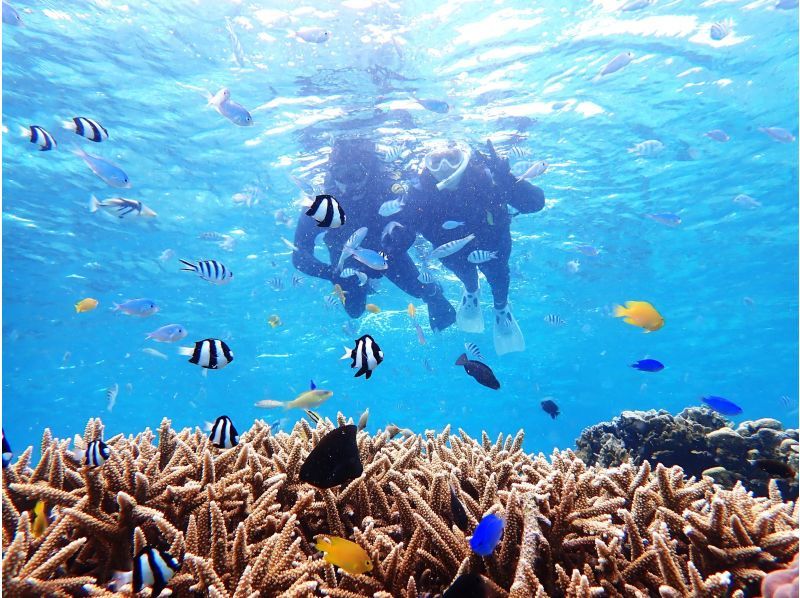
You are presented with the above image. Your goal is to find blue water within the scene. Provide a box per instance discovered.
[3,0,798,459]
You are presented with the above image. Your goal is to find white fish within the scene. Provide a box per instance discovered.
[158,249,174,262]
[207,88,253,127]
[295,27,330,43]
[759,127,796,143]
[357,408,369,432]
[428,234,475,261]
[281,237,299,252]
[348,248,388,271]
[566,259,580,273]
[467,250,498,264]
[379,197,405,217]
[710,21,731,41]
[142,348,168,360]
[518,161,548,181]
[599,52,633,77]
[733,194,762,208]
[146,324,188,343]
[73,148,131,188]
[381,221,404,244]
[704,129,730,142]
[628,140,664,157]
[106,383,118,413]
[355,271,368,286]
[225,17,247,67]
[337,226,368,271]
[442,221,464,230]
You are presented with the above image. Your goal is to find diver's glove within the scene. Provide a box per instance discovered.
[422,283,456,332]
[485,139,516,188]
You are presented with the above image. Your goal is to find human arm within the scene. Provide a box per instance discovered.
[483,140,546,214]
[291,212,336,281]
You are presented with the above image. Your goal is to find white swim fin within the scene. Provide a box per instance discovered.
[457,287,484,333]
[493,304,525,355]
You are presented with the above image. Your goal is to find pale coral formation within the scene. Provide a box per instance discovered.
[2,417,798,597]
[576,407,799,499]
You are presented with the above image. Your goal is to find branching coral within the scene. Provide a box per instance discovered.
[1,417,797,596]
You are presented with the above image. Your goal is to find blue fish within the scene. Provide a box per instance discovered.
[73,148,131,188]
[701,395,743,416]
[469,513,505,556]
[416,98,449,114]
[631,359,664,372]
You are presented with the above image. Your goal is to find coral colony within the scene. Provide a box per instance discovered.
[2,415,798,596]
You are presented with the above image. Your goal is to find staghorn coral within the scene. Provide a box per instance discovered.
[0,417,797,597]
[576,407,799,499]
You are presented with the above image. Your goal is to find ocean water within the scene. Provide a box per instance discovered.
[2,0,798,459]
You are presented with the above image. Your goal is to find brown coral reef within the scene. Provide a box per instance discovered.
[2,416,798,597]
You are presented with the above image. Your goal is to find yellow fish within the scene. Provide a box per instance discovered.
[255,382,333,410]
[75,298,98,313]
[333,284,347,306]
[407,303,416,320]
[268,315,282,328]
[366,304,381,314]
[32,500,48,539]
[614,301,664,332]
[315,535,373,575]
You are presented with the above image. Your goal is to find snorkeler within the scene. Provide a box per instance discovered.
[292,138,457,332]
[385,140,545,355]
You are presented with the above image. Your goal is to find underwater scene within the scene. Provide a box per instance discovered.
[2,0,799,596]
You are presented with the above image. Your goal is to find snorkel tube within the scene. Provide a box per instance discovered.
[425,142,472,191]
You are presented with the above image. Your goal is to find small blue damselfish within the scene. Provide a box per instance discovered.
[469,513,505,556]
[701,395,743,416]
[630,359,664,372]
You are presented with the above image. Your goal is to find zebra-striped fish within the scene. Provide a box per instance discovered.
[464,342,483,361]
[341,334,384,380]
[379,197,405,217]
[208,415,239,448]
[132,546,180,597]
[544,314,566,326]
[428,234,475,261]
[24,125,57,151]
[467,250,498,264]
[179,339,234,370]
[179,259,233,284]
[63,117,109,142]
[417,270,435,284]
[73,439,110,467]
[382,146,403,162]
[306,194,345,228]
[268,276,284,291]
[106,383,118,413]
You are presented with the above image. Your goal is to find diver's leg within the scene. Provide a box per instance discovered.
[384,253,456,331]
[479,237,524,355]
[441,255,483,333]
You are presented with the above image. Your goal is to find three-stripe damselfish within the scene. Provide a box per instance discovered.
[179,339,234,370]
[305,194,345,228]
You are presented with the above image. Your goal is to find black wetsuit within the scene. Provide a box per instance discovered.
[292,171,457,330]
[386,148,545,309]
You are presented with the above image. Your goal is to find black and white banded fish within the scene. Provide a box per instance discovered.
[324,295,340,310]
[63,117,109,142]
[179,339,234,370]
[417,270,436,284]
[208,415,239,449]
[304,409,321,424]
[291,273,304,287]
[198,231,227,241]
[106,383,118,413]
[506,145,527,159]
[428,234,475,261]
[90,195,156,218]
[268,276,284,291]
[378,197,405,217]
[464,342,483,361]
[340,268,368,286]
[2,429,12,468]
[306,194,345,228]
[467,250,498,264]
[179,259,233,285]
[382,145,403,162]
[133,546,180,597]
[23,125,57,151]
[73,439,111,467]
[341,334,384,380]
[544,314,566,326]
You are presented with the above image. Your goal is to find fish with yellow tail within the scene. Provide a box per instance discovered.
[332,284,347,306]
[255,380,333,410]
[407,303,416,320]
[314,535,373,574]
[32,500,48,539]
[614,301,664,332]
[75,298,99,313]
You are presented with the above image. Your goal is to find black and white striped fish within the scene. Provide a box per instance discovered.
[268,276,284,291]
[306,194,345,228]
[417,270,435,284]
[133,546,180,598]
[324,295,340,310]
[382,145,404,162]
[179,259,233,284]
[464,342,483,361]
[24,126,57,151]
[76,439,110,467]
[544,314,566,326]
[63,117,109,142]
[179,339,234,370]
[467,250,498,264]
[291,273,304,287]
[341,334,383,380]
[506,145,528,159]
[208,415,239,448]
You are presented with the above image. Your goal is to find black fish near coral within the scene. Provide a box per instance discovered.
[179,338,234,370]
[443,572,487,597]
[749,458,796,479]
[341,334,384,379]
[455,353,500,390]
[2,429,12,468]
[306,194,345,228]
[299,424,363,489]
[133,546,180,598]
[209,415,238,449]
[450,485,469,532]
[541,399,560,419]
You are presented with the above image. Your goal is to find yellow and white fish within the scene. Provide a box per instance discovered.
[614,301,664,332]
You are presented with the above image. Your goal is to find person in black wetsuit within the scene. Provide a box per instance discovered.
[384,140,545,355]
[291,137,457,331]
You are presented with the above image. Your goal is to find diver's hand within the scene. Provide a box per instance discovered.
[485,139,514,185]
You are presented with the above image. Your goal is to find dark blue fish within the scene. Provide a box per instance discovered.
[701,395,743,416]
[443,573,487,597]
[631,359,664,372]
[469,513,505,556]
[2,429,12,468]
[416,98,449,113]
[455,354,500,390]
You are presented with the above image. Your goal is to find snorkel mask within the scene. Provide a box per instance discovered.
[424,142,472,191]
